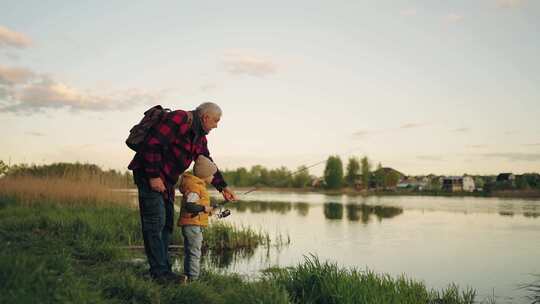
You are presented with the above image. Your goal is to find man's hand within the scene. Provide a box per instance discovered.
[221,187,237,202]
[204,205,214,213]
[149,177,166,193]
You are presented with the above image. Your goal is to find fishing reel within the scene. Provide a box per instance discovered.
[211,201,231,219]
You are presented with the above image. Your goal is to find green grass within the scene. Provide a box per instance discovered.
[264,255,477,304]
[0,197,289,304]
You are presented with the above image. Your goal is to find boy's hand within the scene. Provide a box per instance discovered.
[204,206,214,213]
[222,187,237,202]
[149,177,166,193]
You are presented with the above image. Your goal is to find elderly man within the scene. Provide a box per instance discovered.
[128,102,236,283]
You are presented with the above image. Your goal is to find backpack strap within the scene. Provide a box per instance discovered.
[186,111,194,127]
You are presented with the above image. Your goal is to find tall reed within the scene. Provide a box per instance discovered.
[0,175,131,207]
[264,255,477,304]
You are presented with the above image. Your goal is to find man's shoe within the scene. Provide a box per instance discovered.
[153,272,184,285]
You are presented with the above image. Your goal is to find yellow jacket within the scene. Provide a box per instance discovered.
[177,173,210,227]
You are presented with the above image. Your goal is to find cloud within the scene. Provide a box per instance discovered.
[0,65,35,85]
[467,144,488,149]
[496,0,525,8]
[481,152,540,162]
[26,131,45,137]
[400,9,417,16]
[417,155,444,161]
[353,123,429,139]
[352,130,373,138]
[0,64,161,114]
[400,122,427,129]
[222,51,277,77]
[0,25,32,49]
[452,127,470,133]
[444,14,464,23]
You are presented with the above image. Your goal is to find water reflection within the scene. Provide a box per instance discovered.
[324,202,343,219]
[205,248,256,268]
[499,211,514,217]
[325,203,404,223]
[171,247,272,271]
[224,199,405,223]
[294,202,310,216]
[227,199,293,214]
[497,203,539,219]
[225,199,310,216]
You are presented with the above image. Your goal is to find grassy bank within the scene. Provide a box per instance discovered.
[1,204,487,303]
[0,199,483,304]
[0,195,291,304]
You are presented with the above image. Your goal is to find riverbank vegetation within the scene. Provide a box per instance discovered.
[0,171,499,304]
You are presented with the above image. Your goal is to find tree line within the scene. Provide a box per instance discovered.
[221,155,400,189]
[2,158,538,191]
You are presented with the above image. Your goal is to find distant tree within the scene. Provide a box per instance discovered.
[473,176,485,189]
[234,167,250,187]
[483,181,495,194]
[429,177,441,191]
[384,171,400,189]
[249,165,269,186]
[360,156,371,189]
[292,166,312,188]
[0,160,8,176]
[345,157,360,187]
[268,166,293,188]
[522,173,540,189]
[324,155,344,189]
[515,175,530,190]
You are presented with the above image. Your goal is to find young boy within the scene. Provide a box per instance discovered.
[177,155,217,281]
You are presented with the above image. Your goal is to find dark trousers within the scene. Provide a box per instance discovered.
[134,172,174,277]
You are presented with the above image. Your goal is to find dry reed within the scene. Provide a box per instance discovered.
[0,175,131,207]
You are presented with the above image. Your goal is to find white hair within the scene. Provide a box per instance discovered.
[196,102,222,117]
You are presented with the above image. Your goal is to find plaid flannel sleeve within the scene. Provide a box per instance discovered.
[200,136,228,192]
[141,110,191,178]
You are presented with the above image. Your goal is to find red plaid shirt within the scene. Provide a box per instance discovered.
[128,109,227,200]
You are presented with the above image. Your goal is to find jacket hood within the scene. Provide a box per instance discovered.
[181,172,205,188]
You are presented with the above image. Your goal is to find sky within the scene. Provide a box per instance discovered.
[1,0,539,176]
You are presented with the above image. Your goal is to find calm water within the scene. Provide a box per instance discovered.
[196,191,540,304]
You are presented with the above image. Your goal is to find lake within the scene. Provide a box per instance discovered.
[194,191,540,304]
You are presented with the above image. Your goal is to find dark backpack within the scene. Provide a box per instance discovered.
[125,105,171,151]
[126,105,194,152]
